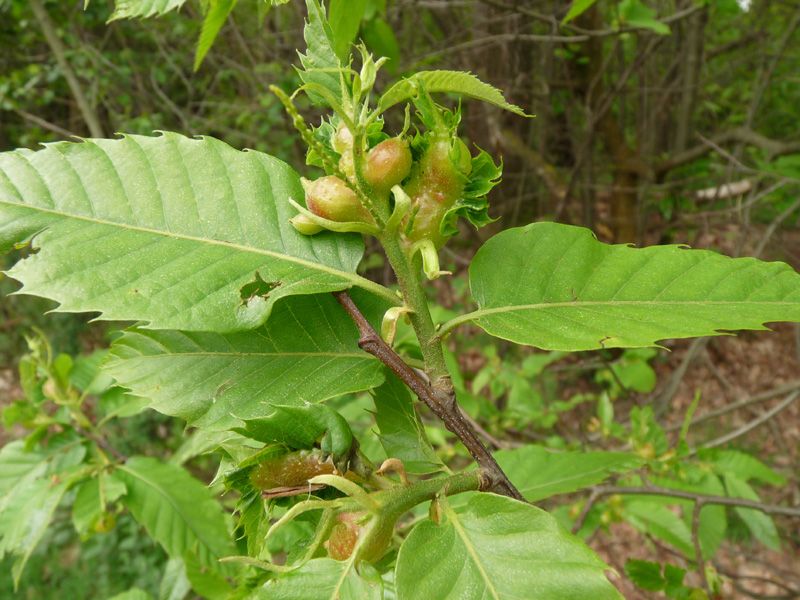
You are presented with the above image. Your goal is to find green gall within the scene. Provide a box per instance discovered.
[303,175,373,224]
[364,137,412,193]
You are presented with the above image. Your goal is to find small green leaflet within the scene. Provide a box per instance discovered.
[377,70,529,117]
[562,0,599,24]
[299,0,345,108]
[107,0,188,21]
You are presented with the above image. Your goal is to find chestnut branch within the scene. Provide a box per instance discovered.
[333,290,526,502]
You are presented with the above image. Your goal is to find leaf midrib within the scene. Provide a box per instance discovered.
[443,502,501,600]
[1,198,398,305]
[441,299,800,336]
[110,351,372,359]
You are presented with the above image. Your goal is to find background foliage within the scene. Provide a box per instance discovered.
[1,0,799,598]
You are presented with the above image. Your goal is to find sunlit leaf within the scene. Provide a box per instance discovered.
[494,445,643,502]
[103,293,386,430]
[0,132,395,332]
[448,223,800,351]
[395,494,622,599]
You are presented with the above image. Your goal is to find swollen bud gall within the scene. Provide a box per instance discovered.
[249,449,336,490]
[303,176,373,224]
[325,511,366,561]
[364,137,412,193]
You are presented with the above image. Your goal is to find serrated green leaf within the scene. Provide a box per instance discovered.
[624,560,666,592]
[625,501,694,556]
[299,0,345,108]
[440,147,501,236]
[377,70,528,117]
[108,0,188,21]
[494,445,644,502]
[371,371,445,474]
[0,435,85,516]
[0,132,396,332]
[447,222,800,351]
[236,403,354,456]
[698,449,786,486]
[102,293,386,430]
[724,474,781,550]
[194,0,238,71]
[395,494,622,600]
[258,558,382,599]
[116,457,235,566]
[624,472,727,559]
[329,0,368,62]
[562,0,599,24]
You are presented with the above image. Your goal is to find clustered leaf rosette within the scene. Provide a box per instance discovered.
[290,81,502,267]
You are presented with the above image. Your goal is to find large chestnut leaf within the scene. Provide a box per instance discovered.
[442,222,800,350]
[0,132,395,332]
[102,293,385,430]
[395,494,622,600]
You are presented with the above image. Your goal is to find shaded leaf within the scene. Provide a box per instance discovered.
[563,0,599,24]
[699,449,786,486]
[619,0,671,35]
[103,293,386,430]
[624,560,666,592]
[72,472,127,535]
[329,0,368,62]
[0,476,75,588]
[185,550,234,600]
[451,223,800,351]
[371,371,445,474]
[0,132,394,332]
[395,494,621,599]
[159,557,192,600]
[625,501,694,557]
[724,474,781,550]
[108,589,154,600]
[259,559,383,600]
[116,457,235,566]
[494,445,643,502]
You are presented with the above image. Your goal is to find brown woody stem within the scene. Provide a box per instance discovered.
[333,290,526,502]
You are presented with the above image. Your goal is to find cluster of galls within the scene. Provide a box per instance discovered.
[250,450,400,564]
[292,125,471,252]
